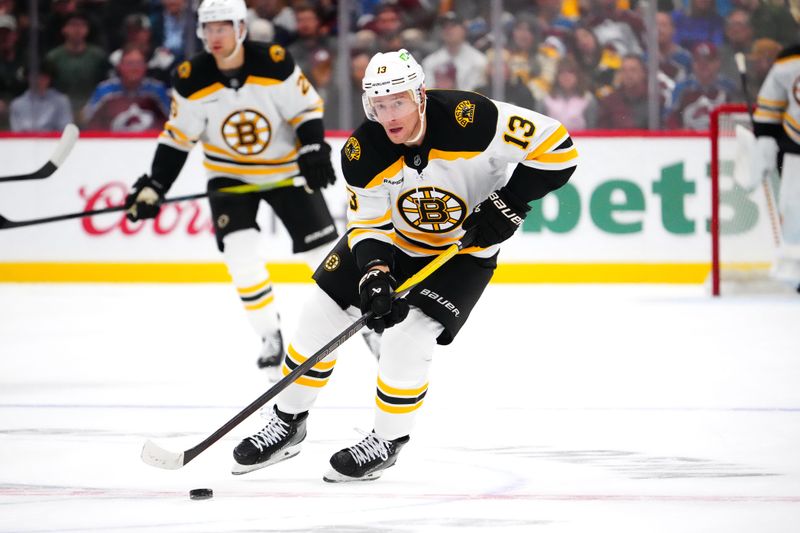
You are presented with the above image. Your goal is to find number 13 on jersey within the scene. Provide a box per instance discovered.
[503,115,535,150]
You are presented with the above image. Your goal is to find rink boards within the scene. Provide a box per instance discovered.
[0,131,766,283]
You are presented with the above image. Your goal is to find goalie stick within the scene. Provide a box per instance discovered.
[140,241,465,470]
[0,124,79,183]
[0,176,305,230]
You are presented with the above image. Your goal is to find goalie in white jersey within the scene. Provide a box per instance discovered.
[231,49,578,482]
[752,44,800,289]
[124,0,339,375]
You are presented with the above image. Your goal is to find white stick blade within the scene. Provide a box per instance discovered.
[50,124,79,167]
[141,439,184,470]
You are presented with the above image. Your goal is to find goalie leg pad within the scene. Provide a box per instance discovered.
[374,307,443,440]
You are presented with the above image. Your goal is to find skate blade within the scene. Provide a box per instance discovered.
[231,445,301,475]
[322,468,383,483]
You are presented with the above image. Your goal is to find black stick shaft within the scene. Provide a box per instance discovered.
[174,242,463,467]
[183,313,372,465]
[0,178,299,230]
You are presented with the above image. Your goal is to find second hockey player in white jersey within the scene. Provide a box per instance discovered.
[124,0,339,377]
[753,44,800,289]
[230,49,578,481]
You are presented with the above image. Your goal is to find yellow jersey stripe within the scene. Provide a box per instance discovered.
[396,227,462,248]
[348,227,394,242]
[188,82,226,100]
[364,157,404,189]
[536,147,579,164]
[754,109,783,121]
[775,55,800,65]
[428,149,481,161]
[203,142,298,164]
[203,161,299,175]
[757,97,787,108]
[526,125,568,161]
[244,75,281,87]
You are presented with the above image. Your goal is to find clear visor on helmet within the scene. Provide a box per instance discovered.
[362,89,422,122]
[200,20,236,38]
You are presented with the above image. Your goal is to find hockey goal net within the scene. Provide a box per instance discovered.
[709,104,783,296]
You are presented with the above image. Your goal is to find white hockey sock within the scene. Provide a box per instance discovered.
[277,286,358,414]
[374,307,443,440]
[222,229,280,337]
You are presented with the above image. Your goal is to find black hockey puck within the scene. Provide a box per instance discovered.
[189,488,213,500]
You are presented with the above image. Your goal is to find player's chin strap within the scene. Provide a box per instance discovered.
[224,24,248,60]
[404,97,427,146]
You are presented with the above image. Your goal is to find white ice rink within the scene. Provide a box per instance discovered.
[1,282,798,532]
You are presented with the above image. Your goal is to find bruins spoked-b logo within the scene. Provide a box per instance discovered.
[455,100,475,128]
[323,252,341,271]
[221,109,271,155]
[398,186,466,233]
[344,136,361,161]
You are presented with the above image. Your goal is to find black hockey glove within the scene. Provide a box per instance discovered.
[462,188,531,248]
[358,263,410,334]
[124,174,166,222]
[297,142,336,191]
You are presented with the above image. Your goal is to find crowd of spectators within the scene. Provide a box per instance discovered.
[0,0,796,132]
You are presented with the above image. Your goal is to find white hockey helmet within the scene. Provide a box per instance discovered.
[196,0,248,51]
[361,49,425,122]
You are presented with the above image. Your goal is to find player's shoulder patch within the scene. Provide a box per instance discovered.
[243,41,295,81]
[171,52,219,98]
[340,121,403,189]
[425,89,498,152]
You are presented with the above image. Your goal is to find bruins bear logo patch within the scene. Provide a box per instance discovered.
[177,61,191,79]
[270,44,286,62]
[344,137,361,161]
[455,100,475,128]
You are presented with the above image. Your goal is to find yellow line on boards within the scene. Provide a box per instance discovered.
[0,262,712,284]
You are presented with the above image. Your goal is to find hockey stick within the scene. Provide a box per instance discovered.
[734,52,782,247]
[0,176,305,230]
[0,124,79,183]
[141,241,465,470]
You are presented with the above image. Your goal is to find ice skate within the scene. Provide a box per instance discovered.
[256,330,284,381]
[232,405,307,475]
[323,431,409,483]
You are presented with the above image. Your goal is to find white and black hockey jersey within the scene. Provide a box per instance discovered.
[340,90,578,259]
[754,44,800,151]
[158,41,324,183]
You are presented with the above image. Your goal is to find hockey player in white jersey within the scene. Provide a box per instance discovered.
[124,0,339,377]
[752,44,800,289]
[231,49,578,481]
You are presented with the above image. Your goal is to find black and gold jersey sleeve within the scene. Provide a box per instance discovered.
[424,90,498,153]
[340,121,403,190]
[241,41,296,81]
[171,52,220,100]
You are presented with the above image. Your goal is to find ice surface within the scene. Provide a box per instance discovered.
[1,283,798,532]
